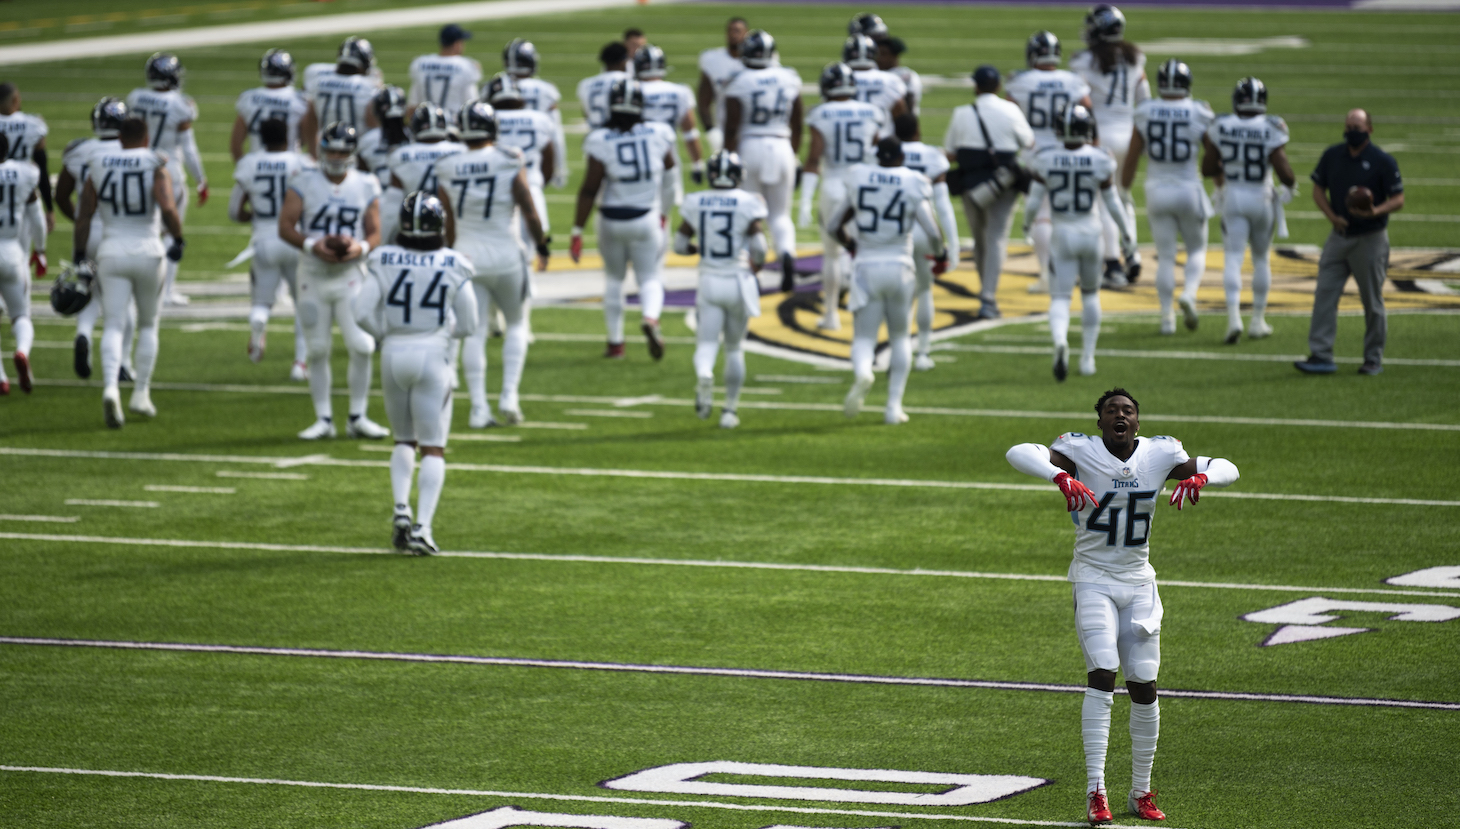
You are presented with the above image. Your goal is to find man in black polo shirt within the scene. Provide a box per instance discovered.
[1296,108,1404,375]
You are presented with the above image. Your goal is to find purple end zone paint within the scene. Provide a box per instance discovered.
[695,0,1371,7]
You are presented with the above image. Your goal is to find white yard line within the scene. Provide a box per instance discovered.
[514,422,589,430]
[2,637,1457,712]
[63,499,159,508]
[143,485,235,494]
[4,448,1455,506]
[3,532,1457,599]
[450,434,524,443]
[563,409,655,418]
[755,375,845,385]
[215,471,308,481]
[0,515,79,523]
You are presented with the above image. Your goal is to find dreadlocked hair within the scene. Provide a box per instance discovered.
[1091,41,1141,74]
[1095,387,1139,415]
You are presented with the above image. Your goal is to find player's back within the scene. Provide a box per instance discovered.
[680,187,767,277]
[125,87,195,157]
[585,123,672,212]
[890,65,922,114]
[808,99,883,171]
[62,136,110,184]
[0,159,40,242]
[495,109,554,186]
[0,110,46,162]
[236,85,308,152]
[517,77,561,114]
[577,70,629,129]
[1070,50,1146,130]
[369,244,475,346]
[726,66,801,139]
[311,72,379,131]
[851,68,906,117]
[899,140,949,182]
[409,54,482,114]
[88,146,167,253]
[235,150,310,238]
[641,80,694,129]
[435,144,523,240]
[389,141,464,196]
[1051,431,1189,584]
[844,163,930,260]
[1034,143,1116,230]
[1208,112,1288,194]
[1134,97,1214,184]
[1006,69,1090,149]
[357,127,398,186]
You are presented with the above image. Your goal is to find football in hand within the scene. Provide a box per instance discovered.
[1346,186,1374,213]
[324,235,353,256]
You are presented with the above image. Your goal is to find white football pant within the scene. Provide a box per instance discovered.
[1222,187,1275,330]
[381,339,454,448]
[817,173,851,327]
[296,266,376,421]
[739,136,797,261]
[849,258,914,416]
[1029,193,1053,283]
[1073,580,1163,683]
[160,181,187,299]
[1048,225,1103,364]
[912,225,939,358]
[693,273,754,411]
[0,242,34,359]
[459,240,529,414]
[249,235,307,365]
[98,255,164,395]
[600,213,664,342]
[1145,181,1209,321]
[1097,129,1136,262]
[75,215,136,370]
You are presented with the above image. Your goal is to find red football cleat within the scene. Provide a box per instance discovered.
[0,378,9,395]
[604,342,626,359]
[1129,790,1165,821]
[13,352,32,394]
[1087,790,1114,825]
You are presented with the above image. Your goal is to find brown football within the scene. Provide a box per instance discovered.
[1346,186,1374,212]
[324,235,352,256]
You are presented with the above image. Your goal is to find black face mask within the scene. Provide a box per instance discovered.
[1345,129,1369,148]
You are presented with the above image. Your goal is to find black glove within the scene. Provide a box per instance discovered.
[166,238,186,262]
[536,238,551,259]
[794,164,803,189]
[690,166,705,186]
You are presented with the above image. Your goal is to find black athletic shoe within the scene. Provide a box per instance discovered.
[74,334,91,379]
[780,255,796,293]
[118,365,133,383]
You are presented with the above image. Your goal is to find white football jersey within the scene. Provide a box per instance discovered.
[125,87,197,174]
[1133,97,1215,184]
[235,85,310,153]
[289,167,381,246]
[890,65,923,114]
[87,146,168,256]
[303,63,335,98]
[679,187,768,278]
[234,150,312,240]
[584,122,675,212]
[408,54,483,114]
[435,145,525,240]
[62,136,119,185]
[1031,144,1118,231]
[843,163,932,261]
[356,127,402,186]
[1005,69,1092,150]
[0,111,47,162]
[0,160,40,242]
[388,141,464,198]
[852,68,907,120]
[698,46,744,127]
[642,80,695,130]
[807,99,884,171]
[899,140,950,182]
[1207,113,1289,194]
[1051,431,1190,585]
[577,70,630,130]
[1070,50,1148,131]
[365,244,476,346]
[517,77,562,114]
[725,66,802,140]
[311,72,380,132]
[495,109,555,187]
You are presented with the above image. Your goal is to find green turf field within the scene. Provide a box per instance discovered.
[2,2,1460,828]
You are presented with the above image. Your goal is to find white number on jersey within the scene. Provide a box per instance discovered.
[385,266,452,327]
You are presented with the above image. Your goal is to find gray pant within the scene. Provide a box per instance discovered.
[962,189,1019,316]
[1307,229,1388,365]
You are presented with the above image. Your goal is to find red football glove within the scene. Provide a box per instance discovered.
[30,251,46,277]
[930,252,949,276]
[569,233,584,263]
[1169,473,1208,510]
[1053,471,1097,512]
[197,183,209,206]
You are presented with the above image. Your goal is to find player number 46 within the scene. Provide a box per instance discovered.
[1087,490,1158,547]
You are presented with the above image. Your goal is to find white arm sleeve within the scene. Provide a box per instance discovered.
[673,229,694,255]
[1133,75,1151,106]
[931,181,959,262]
[798,171,819,225]
[24,197,46,253]
[451,279,480,339]
[1196,456,1239,487]
[180,127,206,186]
[1100,184,1133,244]
[914,199,945,258]
[659,170,677,217]
[1006,443,1063,482]
[1023,182,1046,235]
[352,271,385,338]
[747,231,767,267]
[550,108,568,186]
[228,184,249,223]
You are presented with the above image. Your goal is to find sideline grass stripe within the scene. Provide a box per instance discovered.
[3,637,1457,711]
[3,448,1456,507]
[0,765,1104,828]
[3,532,1457,599]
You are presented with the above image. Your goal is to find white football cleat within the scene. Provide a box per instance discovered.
[1224,323,1243,345]
[914,353,936,371]
[1178,296,1199,330]
[885,405,909,425]
[248,331,266,363]
[816,312,841,332]
[289,361,309,382]
[499,401,524,426]
[843,375,873,418]
[468,404,498,429]
[1248,317,1273,339]
[1159,310,1177,336]
[392,505,413,552]
[1079,353,1097,376]
[407,524,438,556]
[719,409,739,429]
[128,389,157,417]
[298,418,336,440]
[347,415,390,439]
[695,378,713,419]
[102,387,125,429]
[164,291,191,307]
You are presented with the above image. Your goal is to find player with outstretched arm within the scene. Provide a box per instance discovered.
[1005,387,1239,825]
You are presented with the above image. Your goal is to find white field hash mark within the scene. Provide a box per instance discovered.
[3,532,1457,599]
[0,515,80,523]
[63,499,159,508]
[3,637,1457,711]
[0,765,1144,829]
[144,485,236,494]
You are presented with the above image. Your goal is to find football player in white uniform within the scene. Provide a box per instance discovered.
[832,138,947,425]
[875,38,922,116]
[697,17,749,155]
[408,24,482,119]
[895,114,960,369]
[487,73,557,252]
[0,133,45,394]
[1123,59,1215,335]
[384,102,464,252]
[73,116,186,427]
[1071,4,1149,286]
[675,151,767,429]
[304,38,384,104]
[636,44,706,208]
[503,39,568,189]
[437,102,550,427]
[356,192,478,555]
[309,37,381,140]
[1005,387,1240,825]
[127,53,208,307]
[571,79,677,359]
[231,49,312,162]
[799,63,884,331]
[358,86,410,189]
[843,35,907,134]
[56,97,135,382]
[277,122,390,441]
[1022,105,1135,380]
[0,83,53,254]
[723,30,803,293]
[1205,77,1296,344]
[230,117,312,372]
[578,42,631,131]
[1006,32,1093,294]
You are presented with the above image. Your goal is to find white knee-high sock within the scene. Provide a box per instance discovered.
[1130,699,1160,795]
[250,305,269,340]
[603,278,625,343]
[1081,292,1102,362]
[1049,296,1072,348]
[501,321,528,401]
[294,316,308,363]
[123,304,137,371]
[347,351,372,418]
[133,325,159,391]
[723,347,745,409]
[1154,247,1176,317]
[390,444,414,509]
[415,454,445,532]
[1032,221,1053,281]
[307,355,333,419]
[1251,254,1271,323]
[463,328,489,409]
[13,316,33,356]
[692,341,717,382]
[916,289,933,356]
[639,279,665,322]
[1083,688,1115,794]
[100,325,123,393]
[1183,245,1207,302]
[850,336,875,382]
[1223,253,1244,330]
[521,298,533,337]
[821,269,840,322]
[886,334,911,411]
